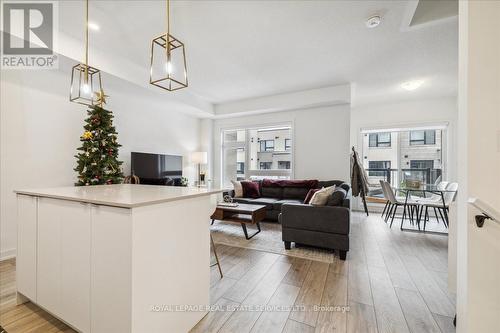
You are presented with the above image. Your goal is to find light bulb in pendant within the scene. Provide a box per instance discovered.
[81,82,91,97]
[165,61,173,75]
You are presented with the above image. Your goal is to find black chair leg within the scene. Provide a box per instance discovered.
[381,201,389,218]
[390,204,398,228]
[433,207,440,224]
[424,206,429,231]
[385,204,393,222]
[437,208,447,228]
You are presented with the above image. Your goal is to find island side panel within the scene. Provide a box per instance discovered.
[130,194,217,333]
[91,205,133,333]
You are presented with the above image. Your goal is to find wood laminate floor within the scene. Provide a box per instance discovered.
[0,212,455,333]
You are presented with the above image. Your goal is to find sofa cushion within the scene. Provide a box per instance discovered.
[273,199,303,211]
[231,180,243,198]
[262,179,319,188]
[310,186,336,206]
[283,187,311,200]
[248,197,279,210]
[327,187,347,206]
[261,186,283,199]
[241,181,261,198]
[317,180,350,193]
[304,188,320,204]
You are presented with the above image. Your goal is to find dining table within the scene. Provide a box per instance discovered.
[394,184,457,234]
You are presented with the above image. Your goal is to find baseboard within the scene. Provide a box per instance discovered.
[0,248,16,261]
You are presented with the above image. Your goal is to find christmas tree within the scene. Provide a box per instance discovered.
[74,94,124,186]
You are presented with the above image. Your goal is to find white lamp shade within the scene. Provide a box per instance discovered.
[191,151,208,164]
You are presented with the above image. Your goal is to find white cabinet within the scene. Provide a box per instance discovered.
[37,198,91,332]
[91,204,132,333]
[16,195,38,301]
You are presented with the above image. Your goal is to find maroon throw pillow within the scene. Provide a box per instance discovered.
[303,188,320,204]
[241,181,261,198]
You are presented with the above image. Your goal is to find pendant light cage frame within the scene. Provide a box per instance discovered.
[69,0,104,106]
[70,63,103,106]
[149,33,188,91]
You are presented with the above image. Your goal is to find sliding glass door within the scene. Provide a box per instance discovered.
[361,126,447,199]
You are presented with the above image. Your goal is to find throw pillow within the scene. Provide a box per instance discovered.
[327,187,347,206]
[310,185,336,206]
[231,180,243,198]
[241,181,261,198]
[303,188,320,204]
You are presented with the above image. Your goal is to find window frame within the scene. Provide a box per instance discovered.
[259,162,272,170]
[259,139,275,152]
[410,130,436,145]
[220,123,294,187]
[369,132,391,148]
[368,160,391,177]
[285,139,292,150]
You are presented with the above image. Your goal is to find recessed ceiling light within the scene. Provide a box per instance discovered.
[401,80,424,91]
[88,22,100,31]
[366,15,381,28]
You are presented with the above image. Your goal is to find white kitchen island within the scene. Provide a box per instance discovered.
[15,184,222,333]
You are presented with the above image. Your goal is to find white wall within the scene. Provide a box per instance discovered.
[456,1,500,332]
[0,64,201,260]
[351,97,458,181]
[212,104,351,187]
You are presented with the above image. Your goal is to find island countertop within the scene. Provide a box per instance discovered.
[15,184,224,208]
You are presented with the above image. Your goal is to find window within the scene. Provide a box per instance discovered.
[278,161,291,169]
[410,130,436,145]
[410,160,434,169]
[260,162,272,170]
[236,162,244,175]
[222,126,292,187]
[369,132,391,147]
[362,127,445,200]
[259,140,274,152]
[368,161,391,177]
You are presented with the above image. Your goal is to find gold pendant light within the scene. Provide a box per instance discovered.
[70,0,104,106]
[149,0,188,91]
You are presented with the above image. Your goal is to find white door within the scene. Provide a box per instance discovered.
[457,1,500,332]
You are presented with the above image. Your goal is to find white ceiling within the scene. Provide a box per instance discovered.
[58,0,458,110]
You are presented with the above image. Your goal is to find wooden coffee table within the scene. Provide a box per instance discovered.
[211,203,267,239]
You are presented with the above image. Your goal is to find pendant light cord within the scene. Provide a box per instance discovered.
[166,0,170,65]
[84,0,89,82]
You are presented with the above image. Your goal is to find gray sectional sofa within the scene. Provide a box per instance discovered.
[226,179,351,260]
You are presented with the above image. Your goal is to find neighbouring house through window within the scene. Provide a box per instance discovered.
[221,125,293,187]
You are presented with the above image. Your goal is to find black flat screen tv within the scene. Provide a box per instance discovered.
[131,152,183,185]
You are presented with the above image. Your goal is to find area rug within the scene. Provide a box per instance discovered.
[210,221,337,263]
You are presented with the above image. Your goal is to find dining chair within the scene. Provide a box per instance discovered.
[418,182,458,230]
[379,180,392,222]
[381,181,420,228]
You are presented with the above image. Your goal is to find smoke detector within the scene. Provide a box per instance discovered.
[366,15,382,28]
